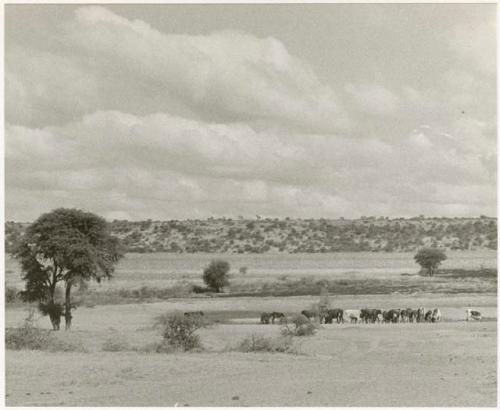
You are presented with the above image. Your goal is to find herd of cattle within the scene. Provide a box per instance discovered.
[259,307,483,325]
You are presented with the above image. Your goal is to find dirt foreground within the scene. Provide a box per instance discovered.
[6,320,496,406]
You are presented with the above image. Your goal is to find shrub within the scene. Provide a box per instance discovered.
[233,334,294,353]
[282,314,317,337]
[154,311,209,352]
[6,309,85,352]
[192,285,211,294]
[203,259,230,292]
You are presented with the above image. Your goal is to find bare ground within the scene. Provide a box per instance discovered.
[5,293,497,406]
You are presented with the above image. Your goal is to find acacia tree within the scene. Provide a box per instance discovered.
[14,208,123,330]
[414,248,447,277]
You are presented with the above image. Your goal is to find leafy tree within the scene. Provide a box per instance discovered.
[202,259,230,292]
[14,208,123,330]
[414,248,447,276]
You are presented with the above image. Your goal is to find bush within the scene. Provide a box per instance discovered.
[192,285,211,294]
[5,310,84,352]
[233,334,295,353]
[282,314,317,337]
[154,311,209,352]
[203,259,230,292]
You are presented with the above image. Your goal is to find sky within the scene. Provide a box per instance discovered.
[4,3,497,221]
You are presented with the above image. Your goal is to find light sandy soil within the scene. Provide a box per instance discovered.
[6,293,497,406]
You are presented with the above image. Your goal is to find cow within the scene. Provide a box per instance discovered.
[424,310,433,323]
[270,312,286,324]
[408,309,418,323]
[400,309,409,323]
[431,308,441,323]
[324,308,343,324]
[416,307,426,323]
[301,310,318,321]
[361,309,381,323]
[387,309,401,323]
[466,309,482,321]
[343,309,361,324]
[260,312,272,324]
[382,310,391,323]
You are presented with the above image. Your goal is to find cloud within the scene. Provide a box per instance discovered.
[5,109,496,220]
[448,18,496,75]
[345,83,400,116]
[6,6,350,133]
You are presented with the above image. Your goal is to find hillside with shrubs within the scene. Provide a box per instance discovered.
[5,216,496,254]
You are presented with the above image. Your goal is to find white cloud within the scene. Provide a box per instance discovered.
[6,6,350,133]
[345,83,400,116]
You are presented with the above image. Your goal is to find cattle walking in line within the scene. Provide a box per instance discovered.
[466,309,482,321]
[400,309,409,323]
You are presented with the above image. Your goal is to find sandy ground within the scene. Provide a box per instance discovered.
[6,321,496,406]
[5,293,497,406]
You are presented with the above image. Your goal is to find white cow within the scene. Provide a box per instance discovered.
[343,309,361,324]
[466,309,482,321]
[431,308,441,323]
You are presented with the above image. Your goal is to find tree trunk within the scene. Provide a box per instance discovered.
[48,282,60,331]
[64,282,73,330]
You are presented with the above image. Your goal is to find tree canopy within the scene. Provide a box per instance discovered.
[202,259,230,292]
[14,208,123,329]
[414,248,447,276]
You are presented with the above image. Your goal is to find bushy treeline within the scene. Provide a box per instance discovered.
[5,216,496,254]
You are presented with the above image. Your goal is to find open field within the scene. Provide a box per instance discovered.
[5,250,497,290]
[5,292,497,406]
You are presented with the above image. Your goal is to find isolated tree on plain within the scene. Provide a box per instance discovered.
[414,248,447,277]
[203,259,230,292]
[14,208,123,330]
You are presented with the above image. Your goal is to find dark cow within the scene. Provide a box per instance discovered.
[260,312,272,324]
[301,310,318,321]
[361,309,381,323]
[387,309,401,323]
[324,309,343,324]
[424,310,433,323]
[408,309,418,323]
[416,307,426,323]
[270,312,286,324]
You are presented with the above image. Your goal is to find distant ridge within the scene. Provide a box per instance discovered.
[6,216,496,254]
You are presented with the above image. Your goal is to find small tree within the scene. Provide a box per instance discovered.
[414,248,447,277]
[14,208,124,330]
[203,259,230,292]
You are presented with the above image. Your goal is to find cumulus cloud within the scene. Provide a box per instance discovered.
[345,83,400,116]
[4,5,496,220]
[5,109,496,220]
[6,5,350,133]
